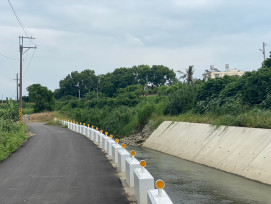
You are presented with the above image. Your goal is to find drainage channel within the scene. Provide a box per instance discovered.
[127,146,271,204]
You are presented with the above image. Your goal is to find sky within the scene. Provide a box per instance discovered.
[0,0,271,99]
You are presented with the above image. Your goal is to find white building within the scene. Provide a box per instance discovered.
[203,65,246,81]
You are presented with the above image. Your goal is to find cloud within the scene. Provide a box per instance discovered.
[0,0,271,98]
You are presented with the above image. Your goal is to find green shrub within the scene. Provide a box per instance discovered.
[138,104,154,126]
[0,119,27,161]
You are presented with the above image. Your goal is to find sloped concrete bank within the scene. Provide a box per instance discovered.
[143,121,271,185]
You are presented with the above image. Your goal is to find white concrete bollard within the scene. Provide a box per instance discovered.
[147,190,173,204]
[112,141,121,164]
[90,127,94,140]
[76,124,80,132]
[134,161,154,204]
[87,126,91,138]
[82,125,86,136]
[95,130,99,143]
[103,136,110,152]
[79,124,83,134]
[118,147,130,172]
[147,180,173,204]
[107,139,116,157]
[126,151,140,187]
[99,132,105,147]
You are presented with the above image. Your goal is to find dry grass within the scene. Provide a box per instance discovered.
[26,112,56,122]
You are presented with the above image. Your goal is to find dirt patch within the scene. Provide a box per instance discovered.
[27,131,36,137]
[23,112,56,123]
[120,121,156,147]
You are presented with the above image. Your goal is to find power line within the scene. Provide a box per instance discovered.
[7,0,36,46]
[24,48,36,75]
[0,52,18,61]
[7,0,29,37]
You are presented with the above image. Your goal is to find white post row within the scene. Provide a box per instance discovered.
[57,119,174,204]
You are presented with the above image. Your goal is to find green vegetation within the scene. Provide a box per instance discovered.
[0,99,27,162]
[27,84,55,113]
[53,62,271,138]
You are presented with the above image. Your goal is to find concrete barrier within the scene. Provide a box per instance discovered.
[103,135,110,152]
[147,189,172,204]
[126,156,140,187]
[86,126,90,138]
[134,162,154,204]
[117,146,130,172]
[99,132,105,147]
[83,124,87,136]
[94,129,99,143]
[107,139,116,157]
[112,142,122,164]
[76,124,80,133]
[147,180,173,204]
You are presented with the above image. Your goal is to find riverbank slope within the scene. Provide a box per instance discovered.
[143,121,271,185]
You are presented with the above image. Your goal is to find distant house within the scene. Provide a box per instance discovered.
[202,65,246,81]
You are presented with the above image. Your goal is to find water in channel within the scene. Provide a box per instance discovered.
[126,146,271,204]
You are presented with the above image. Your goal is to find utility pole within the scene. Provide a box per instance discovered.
[97,78,100,100]
[263,42,266,61]
[260,42,266,67]
[19,36,37,122]
[146,75,148,104]
[13,73,19,102]
[75,83,81,99]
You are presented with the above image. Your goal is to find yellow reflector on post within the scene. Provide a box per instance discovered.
[155,180,165,189]
[130,150,136,156]
[140,160,146,167]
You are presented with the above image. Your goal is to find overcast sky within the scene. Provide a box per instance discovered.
[0,0,271,99]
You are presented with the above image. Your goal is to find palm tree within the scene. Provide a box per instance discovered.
[177,65,195,84]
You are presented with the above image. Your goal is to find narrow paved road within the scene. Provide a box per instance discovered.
[0,123,128,204]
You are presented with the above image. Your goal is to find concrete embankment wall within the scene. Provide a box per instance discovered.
[143,121,271,185]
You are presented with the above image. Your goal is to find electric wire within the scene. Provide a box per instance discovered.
[7,0,29,37]
[7,0,36,46]
[0,52,18,61]
[23,49,36,75]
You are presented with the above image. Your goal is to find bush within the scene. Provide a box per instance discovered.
[0,119,27,161]
[164,83,199,115]
[138,104,154,126]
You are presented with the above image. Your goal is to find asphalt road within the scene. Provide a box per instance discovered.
[0,123,129,204]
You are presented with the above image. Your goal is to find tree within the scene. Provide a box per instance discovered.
[27,84,55,112]
[263,57,271,68]
[56,69,98,99]
[150,65,176,86]
[177,65,195,84]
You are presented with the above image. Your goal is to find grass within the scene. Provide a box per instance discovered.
[46,119,67,128]
[23,108,34,115]
[150,110,271,130]
[0,119,28,162]
[27,112,56,122]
